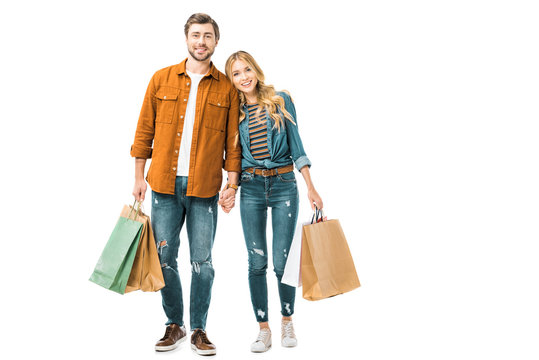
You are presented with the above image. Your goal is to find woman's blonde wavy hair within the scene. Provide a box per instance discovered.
[225,51,295,131]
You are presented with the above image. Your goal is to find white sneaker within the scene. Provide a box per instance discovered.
[281,320,297,347]
[251,328,272,353]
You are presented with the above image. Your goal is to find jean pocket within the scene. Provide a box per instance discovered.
[151,190,176,208]
[241,172,253,183]
[277,171,296,183]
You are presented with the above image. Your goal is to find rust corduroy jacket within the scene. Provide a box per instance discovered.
[131,59,241,197]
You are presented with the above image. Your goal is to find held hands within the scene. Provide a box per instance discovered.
[218,188,237,213]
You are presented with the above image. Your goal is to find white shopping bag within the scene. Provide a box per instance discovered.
[282,220,309,287]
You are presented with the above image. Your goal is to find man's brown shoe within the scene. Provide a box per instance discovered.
[190,329,217,356]
[155,324,187,352]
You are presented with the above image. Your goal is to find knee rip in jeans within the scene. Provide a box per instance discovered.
[191,260,213,274]
[252,248,265,256]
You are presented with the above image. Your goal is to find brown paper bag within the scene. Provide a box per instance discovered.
[301,219,360,301]
[121,205,165,293]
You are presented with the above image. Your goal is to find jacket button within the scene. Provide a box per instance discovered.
[177,132,181,136]
[217,103,221,106]
[184,99,187,102]
[172,167,176,171]
[163,95,167,99]
[175,150,178,154]
[180,115,184,119]
[187,82,190,86]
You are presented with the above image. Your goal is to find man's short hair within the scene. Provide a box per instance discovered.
[184,13,220,40]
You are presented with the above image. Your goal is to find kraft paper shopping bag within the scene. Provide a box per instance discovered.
[124,206,165,293]
[301,218,360,301]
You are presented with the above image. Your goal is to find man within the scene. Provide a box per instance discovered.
[130,13,240,356]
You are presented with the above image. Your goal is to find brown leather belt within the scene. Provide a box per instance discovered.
[244,164,294,177]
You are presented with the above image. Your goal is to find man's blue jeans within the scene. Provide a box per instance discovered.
[239,170,299,322]
[151,176,217,330]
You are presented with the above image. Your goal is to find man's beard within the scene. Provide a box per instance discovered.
[188,46,214,62]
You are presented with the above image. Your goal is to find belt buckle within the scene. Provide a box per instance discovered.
[261,169,272,177]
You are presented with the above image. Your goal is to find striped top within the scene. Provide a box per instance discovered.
[247,104,270,160]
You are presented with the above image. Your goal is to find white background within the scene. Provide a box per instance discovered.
[1,0,538,359]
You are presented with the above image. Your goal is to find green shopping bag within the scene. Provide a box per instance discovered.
[89,203,144,294]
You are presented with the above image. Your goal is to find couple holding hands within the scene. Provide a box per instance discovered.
[131,13,323,355]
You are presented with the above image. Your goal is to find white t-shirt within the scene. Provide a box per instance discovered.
[177,70,205,176]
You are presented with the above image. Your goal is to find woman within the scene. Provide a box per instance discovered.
[224,51,324,353]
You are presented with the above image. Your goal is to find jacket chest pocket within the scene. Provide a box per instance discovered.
[204,92,230,132]
[155,89,179,124]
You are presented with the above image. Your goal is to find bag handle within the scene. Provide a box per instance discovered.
[311,206,325,224]
[127,200,143,220]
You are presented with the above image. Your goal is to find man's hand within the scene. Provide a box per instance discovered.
[133,179,147,202]
[218,188,236,213]
[133,158,148,202]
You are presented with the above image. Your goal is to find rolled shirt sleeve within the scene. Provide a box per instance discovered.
[293,155,312,171]
[282,92,312,171]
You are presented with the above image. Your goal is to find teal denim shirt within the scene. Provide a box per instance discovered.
[239,91,311,171]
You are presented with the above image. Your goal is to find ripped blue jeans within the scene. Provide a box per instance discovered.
[151,176,217,330]
[239,170,299,322]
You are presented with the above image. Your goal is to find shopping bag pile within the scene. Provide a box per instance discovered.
[283,208,360,301]
[89,202,165,294]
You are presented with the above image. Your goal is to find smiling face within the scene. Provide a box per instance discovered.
[230,59,258,99]
[186,23,218,62]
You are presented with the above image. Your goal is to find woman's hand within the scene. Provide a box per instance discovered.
[307,187,323,210]
[300,166,323,210]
